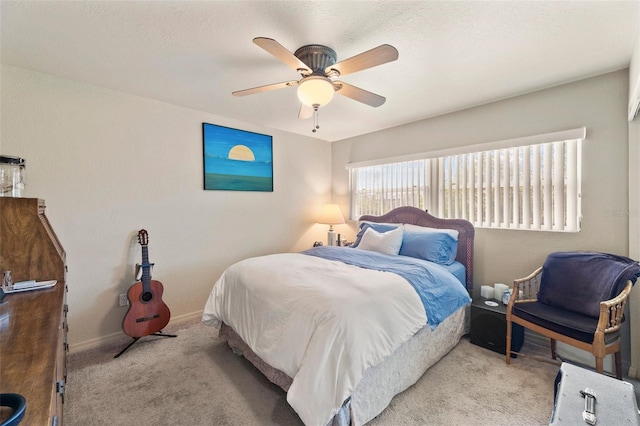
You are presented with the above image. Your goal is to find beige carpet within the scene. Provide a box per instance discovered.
[65,322,560,425]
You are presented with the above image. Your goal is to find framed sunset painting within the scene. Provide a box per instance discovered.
[202,123,273,192]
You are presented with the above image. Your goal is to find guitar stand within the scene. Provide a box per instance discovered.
[114,330,177,358]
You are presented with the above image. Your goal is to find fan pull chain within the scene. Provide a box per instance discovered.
[312,105,320,133]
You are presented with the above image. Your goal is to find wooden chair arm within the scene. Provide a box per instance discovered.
[596,280,633,334]
[512,266,543,303]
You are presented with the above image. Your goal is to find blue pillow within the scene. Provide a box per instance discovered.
[351,222,400,248]
[399,230,458,265]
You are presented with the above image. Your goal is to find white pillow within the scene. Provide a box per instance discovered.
[357,226,404,255]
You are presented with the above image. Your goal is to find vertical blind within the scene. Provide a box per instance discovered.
[349,136,583,232]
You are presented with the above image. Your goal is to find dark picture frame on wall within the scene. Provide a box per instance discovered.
[202,123,273,192]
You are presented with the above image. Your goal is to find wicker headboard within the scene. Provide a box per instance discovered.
[359,206,475,292]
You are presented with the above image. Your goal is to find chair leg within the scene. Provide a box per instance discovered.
[506,319,512,365]
[550,338,557,360]
[615,351,622,380]
[595,357,604,375]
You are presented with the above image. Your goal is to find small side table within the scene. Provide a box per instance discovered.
[470,296,524,357]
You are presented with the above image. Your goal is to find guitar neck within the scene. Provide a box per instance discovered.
[141,245,151,290]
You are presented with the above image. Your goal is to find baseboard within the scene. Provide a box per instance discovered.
[69,310,204,354]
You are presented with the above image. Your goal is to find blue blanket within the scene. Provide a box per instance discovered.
[302,246,471,329]
[539,251,640,318]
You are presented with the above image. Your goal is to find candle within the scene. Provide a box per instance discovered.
[493,283,509,301]
[481,285,494,299]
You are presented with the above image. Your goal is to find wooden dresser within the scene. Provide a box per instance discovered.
[0,198,68,425]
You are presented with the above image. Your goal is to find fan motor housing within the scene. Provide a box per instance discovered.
[294,45,337,74]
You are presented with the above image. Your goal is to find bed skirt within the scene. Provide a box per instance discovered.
[218,304,469,426]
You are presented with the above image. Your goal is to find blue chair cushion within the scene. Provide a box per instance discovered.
[538,251,640,318]
[513,301,602,344]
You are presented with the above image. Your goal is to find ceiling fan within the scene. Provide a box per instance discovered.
[232,37,399,132]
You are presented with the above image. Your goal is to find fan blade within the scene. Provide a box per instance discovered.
[327,44,398,77]
[253,37,311,74]
[334,82,386,107]
[232,80,298,97]
[298,104,314,120]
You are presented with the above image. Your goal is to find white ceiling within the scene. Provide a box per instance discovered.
[1,1,638,142]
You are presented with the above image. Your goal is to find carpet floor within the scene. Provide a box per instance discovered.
[65,321,563,425]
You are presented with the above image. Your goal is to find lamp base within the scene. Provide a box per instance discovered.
[327,230,336,246]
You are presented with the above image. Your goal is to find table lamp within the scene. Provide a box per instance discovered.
[317,204,345,246]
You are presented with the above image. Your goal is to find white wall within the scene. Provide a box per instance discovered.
[0,65,332,351]
[628,116,639,377]
[333,69,633,370]
[333,70,631,291]
[630,10,640,114]
[334,69,635,371]
[1,64,633,363]
[628,18,640,378]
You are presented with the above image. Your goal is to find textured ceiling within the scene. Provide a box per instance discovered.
[1,1,638,142]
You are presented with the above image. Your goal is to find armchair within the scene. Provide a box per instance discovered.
[506,251,640,379]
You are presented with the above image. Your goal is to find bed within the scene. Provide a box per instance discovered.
[202,206,474,426]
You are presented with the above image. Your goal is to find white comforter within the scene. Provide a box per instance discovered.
[202,252,428,426]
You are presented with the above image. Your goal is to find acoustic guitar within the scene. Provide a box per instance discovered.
[122,229,171,338]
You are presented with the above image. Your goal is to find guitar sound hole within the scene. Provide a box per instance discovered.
[141,292,153,302]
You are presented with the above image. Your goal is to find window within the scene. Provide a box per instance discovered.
[348,129,584,232]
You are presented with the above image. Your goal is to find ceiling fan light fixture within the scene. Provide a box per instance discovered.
[297,76,335,107]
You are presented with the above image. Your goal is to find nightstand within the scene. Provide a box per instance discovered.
[470,296,524,357]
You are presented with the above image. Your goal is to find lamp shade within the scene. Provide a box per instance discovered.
[317,204,345,225]
[297,76,335,107]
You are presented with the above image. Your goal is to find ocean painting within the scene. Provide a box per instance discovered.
[202,123,273,192]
